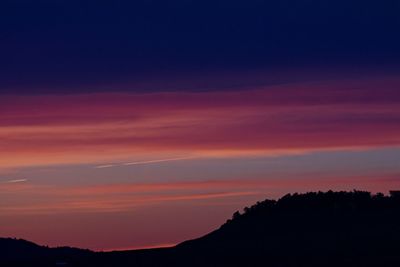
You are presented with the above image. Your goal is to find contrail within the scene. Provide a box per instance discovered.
[94,156,195,169]
[122,157,194,166]
[4,179,28,184]
[95,164,117,169]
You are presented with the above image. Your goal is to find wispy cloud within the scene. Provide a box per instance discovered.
[1,75,400,168]
[0,178,265,215]
[3,173,400,215]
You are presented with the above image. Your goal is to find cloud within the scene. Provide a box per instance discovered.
[0,178,264,215]
[2,175,400,215]
[0,178,263,215]
[1,75,400,168]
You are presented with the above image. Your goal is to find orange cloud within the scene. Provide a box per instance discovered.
[1,175,399,215]
[0,179,265,214]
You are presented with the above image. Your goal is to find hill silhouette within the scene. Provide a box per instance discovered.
[0,237,94,266]
[2,190,400,266]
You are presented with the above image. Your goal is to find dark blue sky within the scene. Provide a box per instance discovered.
[1,0,400,93]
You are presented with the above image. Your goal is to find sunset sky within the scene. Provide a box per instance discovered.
[1,0,400,251]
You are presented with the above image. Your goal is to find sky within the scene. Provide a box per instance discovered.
[1,0,400,251]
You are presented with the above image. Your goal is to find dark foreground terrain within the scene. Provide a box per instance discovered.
[2,190,400,267]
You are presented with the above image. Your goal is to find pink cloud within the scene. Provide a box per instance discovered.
[1,75,400,168]
[1,175,399,215]
[0,179,264,214]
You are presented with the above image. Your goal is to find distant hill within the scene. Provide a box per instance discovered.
[2,190,400,267]
[0,237,93,266]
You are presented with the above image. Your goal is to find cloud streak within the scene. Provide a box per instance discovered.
[0,179,264,215]
[1,175,399,215]
[1,74,400,169]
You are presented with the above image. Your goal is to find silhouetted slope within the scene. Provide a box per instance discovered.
[173,191,400,267]
[2,191,400,267]
[0,238,93,267]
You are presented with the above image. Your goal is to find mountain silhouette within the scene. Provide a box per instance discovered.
[2,190,400,266]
